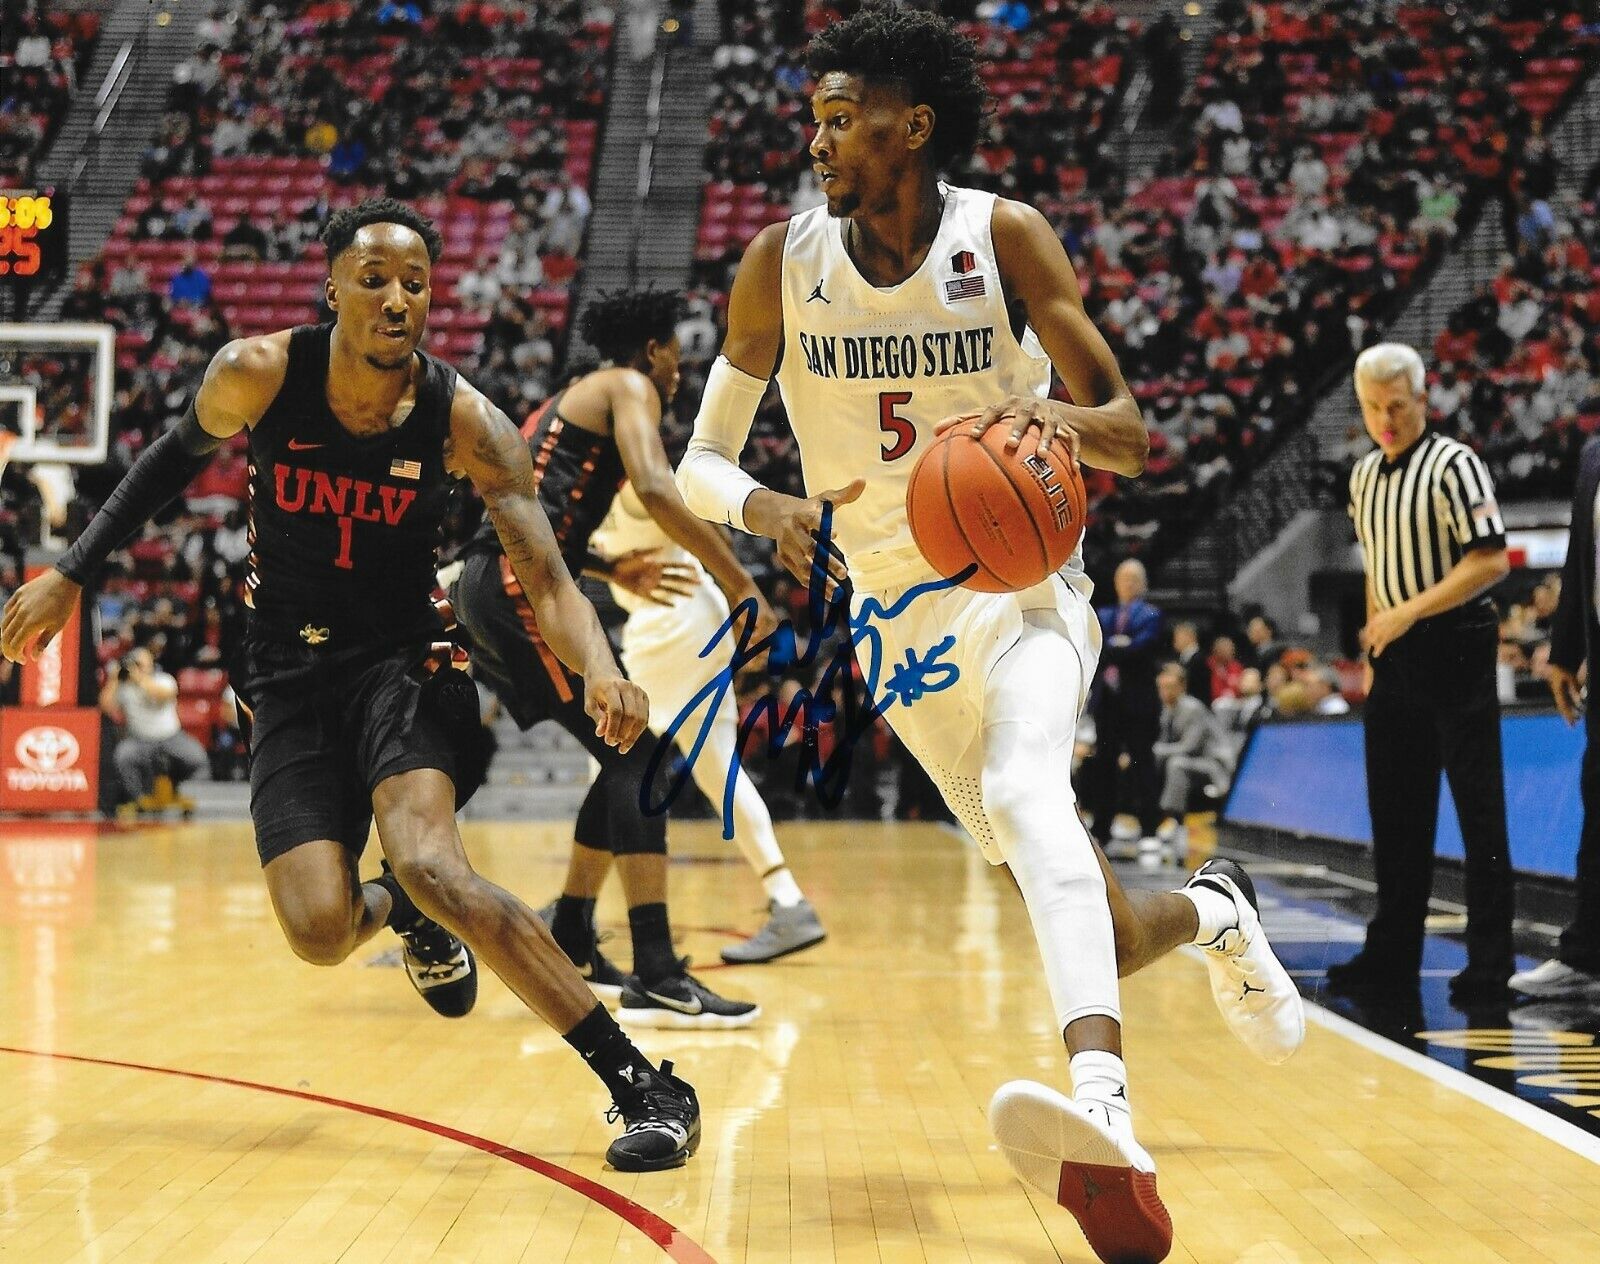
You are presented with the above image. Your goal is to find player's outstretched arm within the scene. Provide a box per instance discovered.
[947,199,1147,477]
[676,223,857,593]
[1,335,280,663]
[446,379,648,752]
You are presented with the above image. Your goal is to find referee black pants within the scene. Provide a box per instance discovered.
[1362,614,1514,976]
[1561,697,1600,973]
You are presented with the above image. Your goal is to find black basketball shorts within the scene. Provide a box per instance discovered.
[240,638,459,866]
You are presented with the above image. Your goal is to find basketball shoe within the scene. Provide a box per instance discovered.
[577,935,630,1003]
[605,1059,701,1172]
[989,1080,1172,1264]
[375,860,478,1018]
[533,899,627,1001]
[720,899,826,964]
[1184,859,1304,1063]
[619,959,761,1029]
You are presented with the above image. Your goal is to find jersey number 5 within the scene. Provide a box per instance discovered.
[878,391,915,462]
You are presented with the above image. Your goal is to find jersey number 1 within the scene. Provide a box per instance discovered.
[879,391,915,462]
[333,515,354,569]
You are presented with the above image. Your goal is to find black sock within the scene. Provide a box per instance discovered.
[629,902,677,985]
[371,868,418,932]
[564,1002,653,1102]
[551,895,597,962]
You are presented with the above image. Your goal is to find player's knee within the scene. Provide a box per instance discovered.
[280,899,357,966]
[980,756,1054,855]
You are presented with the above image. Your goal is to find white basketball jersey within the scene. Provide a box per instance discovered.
[776,183,1077,592]
[590,483,707,618]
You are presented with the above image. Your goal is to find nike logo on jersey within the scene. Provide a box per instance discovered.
[643,989,704,1015]
[806,279,830,304]
[287,439,325,451]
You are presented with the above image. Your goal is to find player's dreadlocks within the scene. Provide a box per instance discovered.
[805,1,988,173]
[579,287,685,365]
[322,198,444,266]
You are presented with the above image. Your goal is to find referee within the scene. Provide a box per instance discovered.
[1328,342,1516,1005]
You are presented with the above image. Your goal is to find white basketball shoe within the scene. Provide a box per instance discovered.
[1184,859,1305,1064]
[989,1080,1172,1263]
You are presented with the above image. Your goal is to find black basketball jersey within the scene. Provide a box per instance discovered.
[245,324,458,647]
[470,387,627,577]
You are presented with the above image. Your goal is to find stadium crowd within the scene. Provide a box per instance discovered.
[0,0,100,185]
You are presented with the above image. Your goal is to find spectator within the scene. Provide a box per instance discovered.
[1214,666,1265,740]
[1208,635,1244,699]
[99,647,209,807]
[172,195,214,241]
[1084,559,1164,851]
[1152,663,1232,854]
[221,216,269,261]
[1171,620,1211,702]
[168,253,213,307]
[1244,614,1285,671]
[1303,665,1351,715]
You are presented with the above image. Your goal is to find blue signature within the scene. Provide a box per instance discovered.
[641,505,974,838]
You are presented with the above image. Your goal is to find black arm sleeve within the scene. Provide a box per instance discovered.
[55,403,226,585]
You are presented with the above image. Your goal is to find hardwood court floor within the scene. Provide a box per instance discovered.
[1,817,1597,1263]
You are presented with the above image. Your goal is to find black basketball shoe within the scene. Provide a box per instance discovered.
[376,860,478,1018]
[577,935,629,1003]
[619,959,760,1029]
[605,1059,701,1172]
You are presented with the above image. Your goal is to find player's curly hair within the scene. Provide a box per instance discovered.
[322,198,444,266]
[579,287,685,364]
[805,1,987,173]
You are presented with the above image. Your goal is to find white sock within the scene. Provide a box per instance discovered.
[1178,884,1237,948]
[762,866,804,908]
[1069,1049,1131,1123]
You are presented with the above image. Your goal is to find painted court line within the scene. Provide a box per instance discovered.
[1303,1005,1600,1165]
[0,1044,720,1264]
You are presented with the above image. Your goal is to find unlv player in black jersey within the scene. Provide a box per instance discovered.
[1,199,699,1173]
[451,288,772,1028]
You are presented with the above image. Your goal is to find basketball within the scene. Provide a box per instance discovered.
[907,416,1088,593]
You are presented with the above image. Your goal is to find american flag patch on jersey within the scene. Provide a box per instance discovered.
[944,273,986,302]
[390,458,422,480]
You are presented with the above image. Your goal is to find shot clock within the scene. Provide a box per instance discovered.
[0,188,70,281]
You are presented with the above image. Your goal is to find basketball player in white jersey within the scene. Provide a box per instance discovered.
[592,485,826,962]
[676,6,1303,1260]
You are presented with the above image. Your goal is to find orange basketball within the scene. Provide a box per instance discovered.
[906,418,1087,593]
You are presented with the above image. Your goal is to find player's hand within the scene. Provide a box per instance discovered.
[610,549,698,607]
[771,479,864,600]
[1549,663,1583,726]
[1361,656,1374,700]
[1359,604,1415,659]
[584,669,650,753]
[936,397,1082,463]
[1,568,81,664]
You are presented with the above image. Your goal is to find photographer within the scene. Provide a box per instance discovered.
[98,647,208,806]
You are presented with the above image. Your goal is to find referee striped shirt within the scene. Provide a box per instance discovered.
[1348,430,1506,611]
